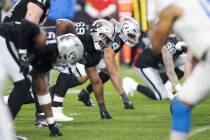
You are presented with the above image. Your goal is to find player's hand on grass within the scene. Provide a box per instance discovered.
[48,123,63,136]
[123,101,135,110]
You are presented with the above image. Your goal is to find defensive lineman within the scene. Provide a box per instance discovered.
[149,0,210,140]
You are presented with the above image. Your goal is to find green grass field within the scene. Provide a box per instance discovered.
[5,65,210,140]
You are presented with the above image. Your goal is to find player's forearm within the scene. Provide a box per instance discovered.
[162,47,179,86]
[110,74,125,95]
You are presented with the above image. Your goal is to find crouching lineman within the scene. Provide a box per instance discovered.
[48,17,141,120]
[77,16,140,107]
[3,0,51,127]
[149,0,210,140]
[123,34,187,100]
[0,19,84,136]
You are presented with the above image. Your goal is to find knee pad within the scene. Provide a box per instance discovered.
[171,99,191,133]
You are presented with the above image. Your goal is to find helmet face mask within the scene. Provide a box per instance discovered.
[91,19,115,52]
[119,17,141,47]
[55,33,84,67]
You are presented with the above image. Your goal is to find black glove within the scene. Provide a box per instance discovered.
[123,101,135,110]
[100,111,112,119]
[48,123,63,136]
[18,49,30,77]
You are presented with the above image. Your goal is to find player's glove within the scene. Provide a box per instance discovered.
[100,111,112,119]
[18,49,30,77]
[48,123,63,136]
[123,101,135,110]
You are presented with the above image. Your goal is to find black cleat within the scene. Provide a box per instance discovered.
[48,123,63,137]
[78,89,95,107]
[123,101,135,110]
[100,111,112,119]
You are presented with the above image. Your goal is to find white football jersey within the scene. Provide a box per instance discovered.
[151,0,210,59]
[173,0,210,59]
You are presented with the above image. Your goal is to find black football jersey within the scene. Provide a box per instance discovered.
[0,19,40,50]
[135,36,185,69]
[75,22,102,67]
[28,26,59,72]
[3,0,50,25]
[111,33,124,53]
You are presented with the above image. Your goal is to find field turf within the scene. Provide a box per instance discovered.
[5,65,210,140]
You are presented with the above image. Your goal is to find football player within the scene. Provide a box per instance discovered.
[3,0,51,127]
[0,19,84,136]
[149,0,210,140]
[77,16,139,107]
[122,34,187,100]
[49,17,141,120]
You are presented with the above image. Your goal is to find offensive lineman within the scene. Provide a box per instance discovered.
[3,0,51,127]
[149,0,210,140]
[0,19,84,136]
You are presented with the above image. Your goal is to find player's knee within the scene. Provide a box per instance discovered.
[171,99,191,133]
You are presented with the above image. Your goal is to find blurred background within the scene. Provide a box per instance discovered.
[1,0,149,66]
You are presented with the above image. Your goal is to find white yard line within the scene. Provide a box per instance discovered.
[188,124,210,138]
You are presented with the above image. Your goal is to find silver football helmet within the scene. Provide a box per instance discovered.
[56,33,84,66]
[91,19,115,52]
[119,16,141,47]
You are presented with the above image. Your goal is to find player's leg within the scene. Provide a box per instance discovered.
[78,71,109,106]
[135,67,173,100]
[170,60,210,140]
[0,64,16,140]
[51,72,80,121]
[0,38,31,118]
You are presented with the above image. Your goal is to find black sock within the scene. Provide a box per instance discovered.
[8,79,31,118]
[85,71,110,95]
[52,101,63,107]
[99,103,107,113]
[137,85,157,100]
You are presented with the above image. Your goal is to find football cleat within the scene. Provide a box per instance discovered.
[3,95,9,104]
[16,135,28,140]
[48,123,63,137]
[35,113,48,128]
[52,107,74,122]
[100,111,112,119]
[122,77,138,96]
[123,101,135,110]
[78,89,95,106]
